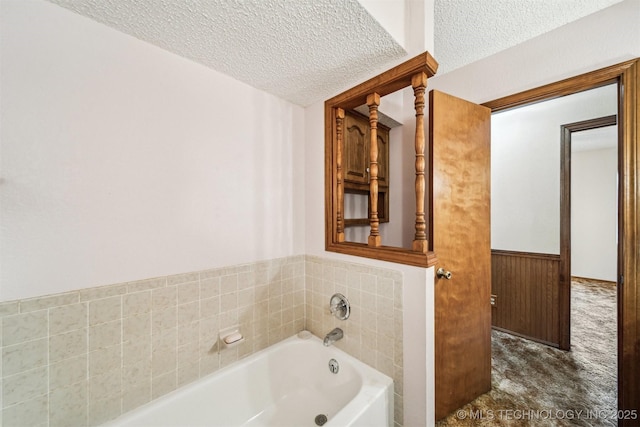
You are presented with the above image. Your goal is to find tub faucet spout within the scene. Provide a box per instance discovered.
[323,327,343,346]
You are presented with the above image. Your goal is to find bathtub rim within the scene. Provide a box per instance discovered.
[102,331,394,427]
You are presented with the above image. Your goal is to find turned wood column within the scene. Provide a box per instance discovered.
[336,108,346,242]
[412,72,428,253]
[367,93,382,247]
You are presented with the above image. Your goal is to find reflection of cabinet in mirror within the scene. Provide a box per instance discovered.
[343,110,389,226]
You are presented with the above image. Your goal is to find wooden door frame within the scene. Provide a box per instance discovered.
[483,59,639,425]
[559,114,618,351]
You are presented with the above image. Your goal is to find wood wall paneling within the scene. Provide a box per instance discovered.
[491,250,562,347]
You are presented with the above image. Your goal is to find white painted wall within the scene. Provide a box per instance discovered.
[358,0,406,49]
[0,0,305,301]
[572,145,618,281]
[491,84,617,254]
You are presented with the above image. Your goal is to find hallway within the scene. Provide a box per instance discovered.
[438,280,617,426]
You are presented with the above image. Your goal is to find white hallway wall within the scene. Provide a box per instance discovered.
[491,84,618,255]
[572,146,618,282]
[0,0,306,302]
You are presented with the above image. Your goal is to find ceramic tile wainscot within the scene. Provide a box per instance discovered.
[304,256,404,427]
[0,255,404,427]
[0,256,305,427]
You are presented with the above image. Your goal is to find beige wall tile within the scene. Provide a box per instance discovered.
[219,347,238,368]
[124,313,151,342]
[89,297,121,326]
[220,275,238,295]
[219,310,238,330]
[3,366,48,407]
[49,381,87,427]
[122,384,150,414]
[89,370,121,401]
[269,281,283,298]
[394,365,403,396]
[3,311,48,346]
[238,288,254,308]
[80,284,126,302]
[50,355,87,391]
[3,338,48,376]
[268,296,283,314]
[200,296,219,319]
[377,277,394,299]
[19,293,78,313]
[0,302,19,318]
[220,292,237,312]
[394,393,404,426]
[152,333,177,376]
[49,329,87,364]
[177,302,199,326]
[393,282,402,309]
[254,285,269,302]
[2,395,48,426]
[200,268,223,280]
[89,320,121,351]
[123,361,151,390]
[177,320,199,347]
[237,272,253,290]
[151,371,176,400]
[167,272,198,286]
[199,277,220,299]
[123,291,151,316]
[87,394,121,426]
[0,255,398,427]
[152,307,176,335]
[127,277,166,293]
[199,352,220,377]
[88,345,121,378]
[177,340,199,368]
[177,282,200,305]
[50,303,87,336]
[123,339,151,368]
[199,317,219,347]
[152,287,176,311]
[177,362,199,388]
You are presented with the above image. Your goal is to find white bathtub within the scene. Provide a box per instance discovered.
[106,332,394,427]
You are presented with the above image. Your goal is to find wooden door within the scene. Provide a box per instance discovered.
[429,90,492,420]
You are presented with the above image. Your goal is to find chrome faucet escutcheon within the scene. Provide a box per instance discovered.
[323,327,344,346]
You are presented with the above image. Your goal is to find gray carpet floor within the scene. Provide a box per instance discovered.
[437,280,617,426]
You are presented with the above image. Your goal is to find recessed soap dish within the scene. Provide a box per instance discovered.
[219,326,244,348]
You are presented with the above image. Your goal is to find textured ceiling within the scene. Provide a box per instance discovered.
[434,0,624,73]
[46,0,406,106]
[46,0,622,105]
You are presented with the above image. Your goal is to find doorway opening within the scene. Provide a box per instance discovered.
[436,56,640,424]
[487,84,618,423]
